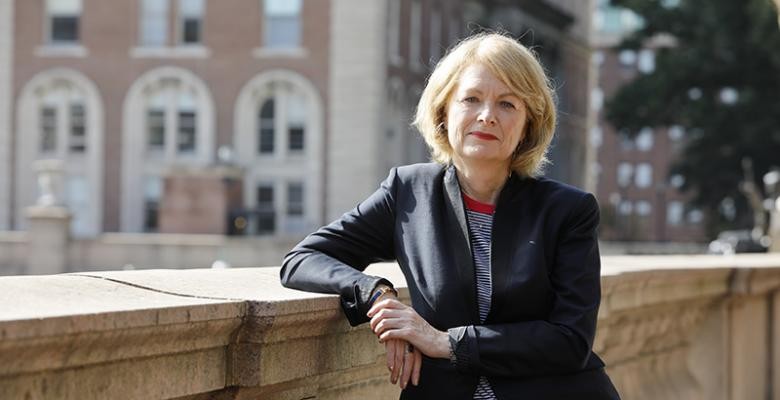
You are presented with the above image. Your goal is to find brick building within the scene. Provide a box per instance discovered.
[0,0,594,238]
[591,0,707,242]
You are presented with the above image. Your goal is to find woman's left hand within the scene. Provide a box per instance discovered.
[367,298,451,360]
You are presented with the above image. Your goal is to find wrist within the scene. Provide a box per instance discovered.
[433,330,451,359]
[369,285,397,306]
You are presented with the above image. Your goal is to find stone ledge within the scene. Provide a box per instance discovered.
[1,254,780,399]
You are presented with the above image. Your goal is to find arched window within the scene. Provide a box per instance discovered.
[16,69,104,236]
[234,70,323,235]
[121,67,215,232]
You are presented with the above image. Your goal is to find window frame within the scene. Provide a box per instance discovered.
[45,0,82,45]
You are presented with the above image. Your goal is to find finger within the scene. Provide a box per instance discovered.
[375,317,408,336]
[380,328,410,343]
[400,344,414,389]
[393,340,404,384]
[412,348,422,386]
[367,298,405,317]
[386,340,397,376]
[369,308,401,332]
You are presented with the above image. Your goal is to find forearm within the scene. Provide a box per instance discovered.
[448,318,596,377]
[281,250,393,326]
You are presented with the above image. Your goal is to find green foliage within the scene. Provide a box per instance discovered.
[605,0,780,236]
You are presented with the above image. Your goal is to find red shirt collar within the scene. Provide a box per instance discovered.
[461,191,496,214]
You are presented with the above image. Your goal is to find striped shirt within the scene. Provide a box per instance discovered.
[463,193,498,400]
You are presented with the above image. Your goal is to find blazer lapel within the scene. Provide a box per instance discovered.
[442,165,480,324]
[488,173,527,321]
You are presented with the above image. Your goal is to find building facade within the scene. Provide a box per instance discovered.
[2,0,594,239]
[591,0,707,242]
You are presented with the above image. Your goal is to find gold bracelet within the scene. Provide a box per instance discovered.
[369,285,397,305]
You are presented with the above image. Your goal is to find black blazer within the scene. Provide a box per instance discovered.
[280,163,620,399]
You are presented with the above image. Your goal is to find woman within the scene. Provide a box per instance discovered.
[280,32,620,399]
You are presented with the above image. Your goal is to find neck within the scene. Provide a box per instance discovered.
[453,157,511,205]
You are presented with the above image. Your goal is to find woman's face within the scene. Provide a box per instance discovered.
[445,63,528,168]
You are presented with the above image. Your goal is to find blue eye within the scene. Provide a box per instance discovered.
[463,96,478,103]
[500,101,516,109]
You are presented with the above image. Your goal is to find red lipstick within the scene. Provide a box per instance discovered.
[470,131,499,140]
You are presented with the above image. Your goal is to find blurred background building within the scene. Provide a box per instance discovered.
[0,0,597,274]
[591,0,707,244]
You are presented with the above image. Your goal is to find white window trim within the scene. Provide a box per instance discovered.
[35,44,89,58]
[129,45,211,59]
[251,47,308,59]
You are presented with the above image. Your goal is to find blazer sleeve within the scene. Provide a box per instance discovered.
[448,192,602,377]
[280,168,398,327]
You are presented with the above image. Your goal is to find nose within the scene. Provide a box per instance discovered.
[477,103,497,125]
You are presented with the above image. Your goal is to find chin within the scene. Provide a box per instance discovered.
[460,148,506,163]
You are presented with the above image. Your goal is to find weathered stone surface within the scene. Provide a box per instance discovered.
[2,255,780,399]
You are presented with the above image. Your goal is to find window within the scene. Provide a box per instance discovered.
[668,125,685,141]
[591,88,604,111]
[69,103,86,152]
[667,201,683,225]
[687,208,704,224]
[287,93,306,152]
[256,184,275,234]
[635,163,653,188]
[39,91,86,154]
[618,129,634,151]
[618,201,633,216]
[140,0,169,46]
[177,93,196,153]
[66,175,90,235]
[47,0,81,43]
[618,49,636,66]
[144,86,200,155]
[635,201,652,216]
[263,0,302,49]
[635,127,654,151]
[429,7,442,64]
[409,0,422,67]
[143,176,162,232]
[617,162,633,187]
[178,0,204,45]
[40,106,58,152]
[258,99,275,154]
[638,49,655,74]
[146,93,166,150]
[257,82,309,155]
[590,126,603,148]
[670,174,685,188]
[287,182,303,216]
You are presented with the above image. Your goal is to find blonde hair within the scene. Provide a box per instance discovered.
[412,32,557,177]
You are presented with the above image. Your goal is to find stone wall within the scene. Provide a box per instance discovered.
[0,229,299,276]
[2,255,780,399]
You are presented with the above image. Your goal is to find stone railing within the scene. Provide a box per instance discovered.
[2,254,780,399]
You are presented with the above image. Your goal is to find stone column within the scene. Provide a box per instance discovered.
[0,0,13,230]
[24,160,71,275]
[770,197,780,252]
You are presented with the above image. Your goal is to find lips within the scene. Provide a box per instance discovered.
[469,131,499,141]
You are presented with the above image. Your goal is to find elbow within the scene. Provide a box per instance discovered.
[566,335,593,371]
[279,252,297,288]
[555,326,594,371]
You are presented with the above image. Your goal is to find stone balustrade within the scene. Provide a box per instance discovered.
[2,254,780,399]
